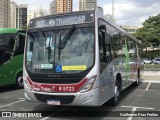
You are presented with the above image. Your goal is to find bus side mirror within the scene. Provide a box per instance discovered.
[99,25,106,32]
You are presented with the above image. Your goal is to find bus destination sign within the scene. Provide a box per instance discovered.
[29,13,94,28]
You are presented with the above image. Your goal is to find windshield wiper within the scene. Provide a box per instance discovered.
[46,37,52,63]
[60,25,76,49]
[58,25,76,61]
[58,34,61,61]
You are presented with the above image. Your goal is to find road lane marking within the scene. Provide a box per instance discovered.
[40,107,68,120]
[121,106,154,120]
[145,82,151,91]
[121,106,154,110]
[0,98,25,108]
[140,80,160,83]
[127,107,136,120]
[40,113,55,120]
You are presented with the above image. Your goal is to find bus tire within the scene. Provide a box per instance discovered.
[111,77,121,106]
[16,73,24,89]
[134,69,140,86]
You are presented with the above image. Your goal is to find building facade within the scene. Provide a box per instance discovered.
[27,10,35,24]
[0,0,10,28]
[122,25,143,35]
[16,4,27,29]
[79,0,97,11]
[10,1,18,28]
[35,6,48,17]
[49,0,56,15]
[56,0,72,14]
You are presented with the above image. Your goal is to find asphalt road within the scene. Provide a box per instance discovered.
[0,82,160,120]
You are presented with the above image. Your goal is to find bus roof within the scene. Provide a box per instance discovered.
[28,10,141,45]
[29,10,95,29]
[0,28,23,34]
[30,10,95,21]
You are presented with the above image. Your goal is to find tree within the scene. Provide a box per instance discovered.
[134,14,160,58]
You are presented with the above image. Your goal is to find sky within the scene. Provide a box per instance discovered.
[13,0,160,26]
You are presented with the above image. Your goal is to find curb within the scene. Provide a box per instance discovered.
[140,80,160,83]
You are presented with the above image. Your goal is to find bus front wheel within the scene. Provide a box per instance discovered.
[111,78,121,106]
[16,73,24,89]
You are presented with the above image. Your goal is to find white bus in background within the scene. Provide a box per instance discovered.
[23,10,143,106]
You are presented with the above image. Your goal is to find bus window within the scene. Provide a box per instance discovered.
[105,32,111,62]
[0,33,15,65]
[99,25,109,73]
[99,30,107,63]
[14,32,26,56]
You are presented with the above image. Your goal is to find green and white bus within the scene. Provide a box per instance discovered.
[0,28,26,88]
[24,10,143,106]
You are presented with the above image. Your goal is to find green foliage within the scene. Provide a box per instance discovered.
[135,14,160,48]
[134,14,160,58]
[144,64,160,68]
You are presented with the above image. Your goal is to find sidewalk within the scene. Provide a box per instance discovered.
[141,71,160,83]
[142,71,160,76]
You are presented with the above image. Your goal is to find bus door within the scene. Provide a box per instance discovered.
[99,25,113,102]
[0,33,15,85]
[99,25,112,72]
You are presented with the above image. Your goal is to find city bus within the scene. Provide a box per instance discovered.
[0,28,26,88]
[24,10,143,106]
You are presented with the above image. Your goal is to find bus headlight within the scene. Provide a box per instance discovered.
[79,75,97,93]
[23,76,32,90]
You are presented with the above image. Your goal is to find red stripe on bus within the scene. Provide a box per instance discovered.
[26,77,88,93]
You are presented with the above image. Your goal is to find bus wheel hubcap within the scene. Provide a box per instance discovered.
[137,78,139,84]
[114,85,119,101]
[18,76,23,87]
[137,73,140,84]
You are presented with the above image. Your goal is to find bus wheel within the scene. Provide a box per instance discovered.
[111,79,121,106]
[16,73,24,89]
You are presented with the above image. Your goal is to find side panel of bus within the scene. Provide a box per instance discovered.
[0,32,25,87]
[98,17,140,104]
[2,54,23,85]
[0,32,15,86]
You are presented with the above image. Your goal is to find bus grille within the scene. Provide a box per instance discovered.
[34,94,75,104]
[30,76,84,84]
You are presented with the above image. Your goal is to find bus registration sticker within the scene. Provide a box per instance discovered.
[62,65,86,71]
[41,64,53,69]
[47,100,60,105]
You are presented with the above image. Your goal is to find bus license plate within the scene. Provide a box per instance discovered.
[47,100,60,105]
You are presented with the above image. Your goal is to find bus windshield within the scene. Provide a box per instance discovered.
[25,26,94,74]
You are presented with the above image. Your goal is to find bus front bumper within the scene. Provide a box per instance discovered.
[24,87,101,106]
